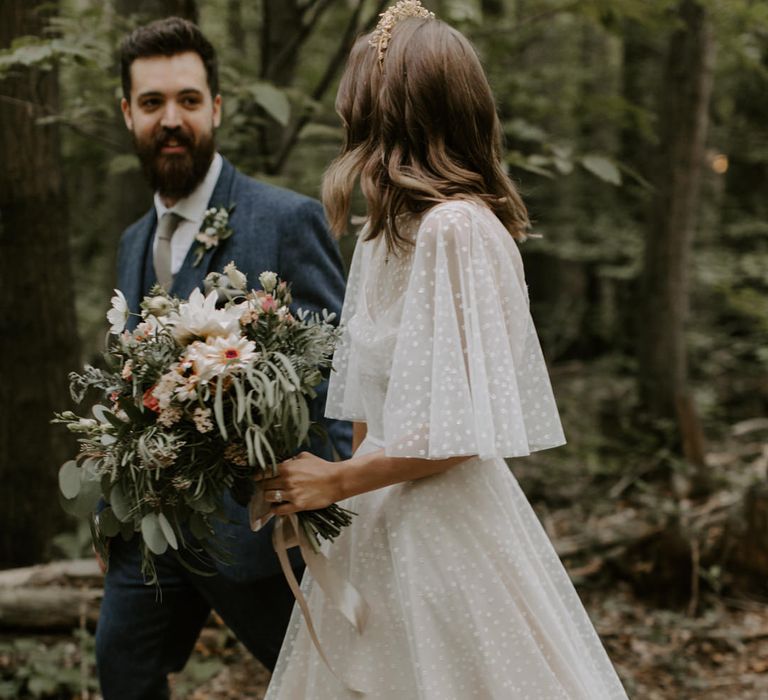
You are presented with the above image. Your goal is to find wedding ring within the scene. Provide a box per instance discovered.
[274,489,283,503]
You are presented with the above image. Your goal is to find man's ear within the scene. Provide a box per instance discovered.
[212,94,222,129]
[121,97,134,131]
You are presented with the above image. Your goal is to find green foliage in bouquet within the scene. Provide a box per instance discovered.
[54,264,353,584]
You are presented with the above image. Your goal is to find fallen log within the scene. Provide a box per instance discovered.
[0,558,102,588]
[0,586,102,630]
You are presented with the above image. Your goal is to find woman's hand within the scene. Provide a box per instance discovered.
[257,452,344,516]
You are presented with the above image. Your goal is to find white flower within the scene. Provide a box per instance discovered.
[185,333,257,380]
[168,288,241,344]
[193,407,214,433]
[174,379,198,403]
[152,370,182,410]
[107,290,129,334]
[157,405,182,428]
[133,317,161,341]
[144,295,173,317]
[223,261,248,290]
[258,271,278,293]
[195,232,218,250]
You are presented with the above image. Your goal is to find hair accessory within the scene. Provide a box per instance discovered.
[370,0,435,62]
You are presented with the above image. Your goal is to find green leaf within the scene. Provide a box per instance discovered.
[250,82,290,127]
[157,512,178,550]
[273,352,302,388]
[213,377,228,440]
[98,507,121,537]
[299,123,343,141]
[580,154,622,185]
[58,460,81,499]
[0,681,21,699]
[141,513,168,555]
[27,676,58,696]
[189,512,210,540]
[108,153,139,176]
[109,481,131,521]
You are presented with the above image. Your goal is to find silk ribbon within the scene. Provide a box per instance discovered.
[250,498,368,695]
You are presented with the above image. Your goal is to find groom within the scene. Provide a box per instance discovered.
[95,17,352,699]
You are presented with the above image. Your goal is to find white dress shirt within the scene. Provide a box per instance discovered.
[152,152,223,276]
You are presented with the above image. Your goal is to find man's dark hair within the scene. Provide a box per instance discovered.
[120,17,219,100]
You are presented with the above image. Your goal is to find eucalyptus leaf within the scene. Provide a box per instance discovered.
[214,377,227,440]
[98,507,121,537]
[157,512,178,550]
[141,513,169,555]
[110,481,131,521]
[58,460,81,499]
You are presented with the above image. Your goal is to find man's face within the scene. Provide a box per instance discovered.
[121,51,222,202]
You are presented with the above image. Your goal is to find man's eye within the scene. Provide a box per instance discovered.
[182,97,201,107]
[141,99,161,109]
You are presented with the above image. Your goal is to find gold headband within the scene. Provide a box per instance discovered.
[369,0,436,62]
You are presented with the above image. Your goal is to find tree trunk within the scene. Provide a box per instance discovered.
[227,0,246,56]
[0,0,81,568]
[261,0,303,85]
[481,0,505,18]
[637,0,714,471]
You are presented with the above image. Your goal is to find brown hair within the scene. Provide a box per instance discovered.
[322,17,530,250]
[120,17,219,100]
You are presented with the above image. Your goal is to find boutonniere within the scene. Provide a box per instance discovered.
[192,203,236,266]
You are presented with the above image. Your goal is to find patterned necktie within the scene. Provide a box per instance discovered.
[153,211,182,290]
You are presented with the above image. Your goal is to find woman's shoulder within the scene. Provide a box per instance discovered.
[418,198,509,244]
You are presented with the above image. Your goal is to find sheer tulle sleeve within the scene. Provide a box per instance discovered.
[383,201,566,460]
[325,231,368,421]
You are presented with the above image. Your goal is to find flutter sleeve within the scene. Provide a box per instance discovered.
[325,231,368,421]
[382,201,566,460]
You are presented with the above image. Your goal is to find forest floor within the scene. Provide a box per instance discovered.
[4,362,767,699]
[166,583,768,700]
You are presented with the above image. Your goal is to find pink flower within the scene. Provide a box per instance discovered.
[260,295,277,313]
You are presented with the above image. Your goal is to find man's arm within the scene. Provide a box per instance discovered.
[279,198,353,460]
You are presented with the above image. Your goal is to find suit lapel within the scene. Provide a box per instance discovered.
[171,158,237,300]
[120,209,157,316]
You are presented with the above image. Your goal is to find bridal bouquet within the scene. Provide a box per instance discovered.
[54,264,353,582]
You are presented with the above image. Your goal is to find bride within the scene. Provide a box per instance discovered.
[261,2,629,697]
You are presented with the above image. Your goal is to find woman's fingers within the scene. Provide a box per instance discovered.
[264,488,291,503]
[271,502,300,516]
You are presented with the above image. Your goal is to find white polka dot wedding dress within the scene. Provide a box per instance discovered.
[265,200,628,699]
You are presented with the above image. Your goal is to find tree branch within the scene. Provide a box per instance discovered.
[0,93,123,150]
[269,0,388,175]
[267,0,337,83]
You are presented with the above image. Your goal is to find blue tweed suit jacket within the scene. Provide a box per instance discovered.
[116,157,352,580]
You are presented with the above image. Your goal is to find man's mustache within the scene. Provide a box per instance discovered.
[153,128,194,153]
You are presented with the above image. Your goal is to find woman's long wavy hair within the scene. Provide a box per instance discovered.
[322,17,530,252]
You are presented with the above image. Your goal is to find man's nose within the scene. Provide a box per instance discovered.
[160,101,182,128]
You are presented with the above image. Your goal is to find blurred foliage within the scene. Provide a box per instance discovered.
[1,0,766,552]
[0,631,96,699]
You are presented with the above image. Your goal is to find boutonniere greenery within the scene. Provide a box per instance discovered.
[193,203,236,266]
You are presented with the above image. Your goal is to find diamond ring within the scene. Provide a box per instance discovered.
[274,489,283,503]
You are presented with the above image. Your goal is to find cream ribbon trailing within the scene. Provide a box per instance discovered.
[250,495,368,695]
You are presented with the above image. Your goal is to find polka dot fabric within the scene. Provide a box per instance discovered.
[266,200,628,700]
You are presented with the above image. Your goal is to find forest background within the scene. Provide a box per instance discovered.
[1,0,767,698]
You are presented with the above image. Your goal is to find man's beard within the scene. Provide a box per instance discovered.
[134,126,215,201]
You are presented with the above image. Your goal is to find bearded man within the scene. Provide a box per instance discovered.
[95,17,351,700]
